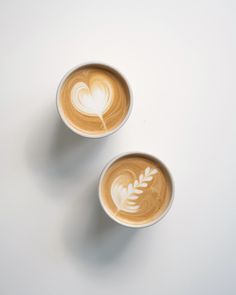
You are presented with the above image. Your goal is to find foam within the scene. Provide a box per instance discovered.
[100,154,173,226]
[58,64,130,135]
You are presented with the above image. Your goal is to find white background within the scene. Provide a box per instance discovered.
[0,0,236,294]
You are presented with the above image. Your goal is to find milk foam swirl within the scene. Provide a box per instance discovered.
[71,79,113,130]
[111,167,158,214]
[58,65,130,136]
[100,154,172,226]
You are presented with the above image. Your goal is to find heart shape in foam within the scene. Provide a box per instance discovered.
[71,81,112,117]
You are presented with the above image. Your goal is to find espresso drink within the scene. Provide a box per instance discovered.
[99,153,173,227]
[57,64,131,137]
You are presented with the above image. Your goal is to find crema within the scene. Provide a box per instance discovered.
[99,153,173,227]
[57,64,131,137]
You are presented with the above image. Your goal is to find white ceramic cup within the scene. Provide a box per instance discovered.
[99,152,174,228]
[56,62,133,138]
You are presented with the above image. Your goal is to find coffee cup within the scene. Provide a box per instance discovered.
[56,63,133,138]
[99,152,174,228]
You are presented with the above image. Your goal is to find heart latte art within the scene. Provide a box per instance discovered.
[100,154,173,226]
[57,64,131,136]
[71,80,112,130]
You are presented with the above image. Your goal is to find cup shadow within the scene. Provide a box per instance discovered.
[26,107,137,266]
[64,179,137,267]
[26,109,110,197]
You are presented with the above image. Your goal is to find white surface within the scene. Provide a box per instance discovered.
[0,0,236,294]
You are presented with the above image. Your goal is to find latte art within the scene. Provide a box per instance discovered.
[111,167,158,214]
[57,64,131,137]
[99,153,173,227]
[71,80,113,130]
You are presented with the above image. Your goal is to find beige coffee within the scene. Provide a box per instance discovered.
[100,153,173,227]
[57,64,131,136]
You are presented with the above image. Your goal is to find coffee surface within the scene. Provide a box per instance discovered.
[58,64,130,136]
[100,154,172,226]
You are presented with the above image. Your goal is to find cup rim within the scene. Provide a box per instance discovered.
[56,62,133,138]
[98,151,175,228]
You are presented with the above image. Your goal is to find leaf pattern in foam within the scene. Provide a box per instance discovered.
[111,167,158,214]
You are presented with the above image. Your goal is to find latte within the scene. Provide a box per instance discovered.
[57,64,132,137]
[99,153,173,227]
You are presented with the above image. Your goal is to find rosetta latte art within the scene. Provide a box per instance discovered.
[100,154,172,226]
[111,167,158,214]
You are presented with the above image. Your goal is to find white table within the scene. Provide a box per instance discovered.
[1,1,235,294]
